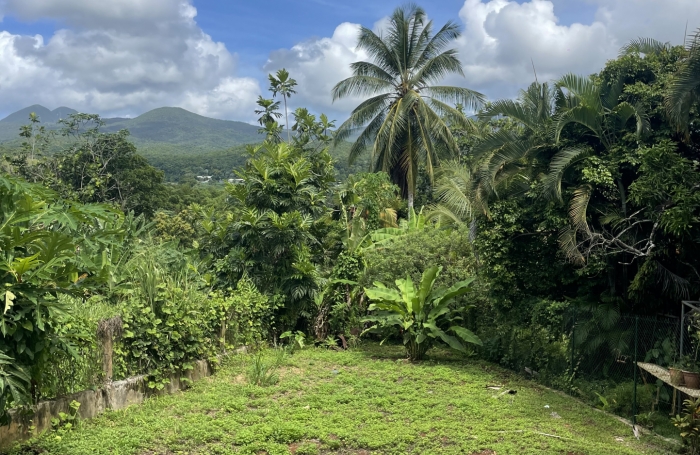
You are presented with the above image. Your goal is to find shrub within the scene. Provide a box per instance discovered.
[362,225,476,291]
[223,275,277,347]
[364,266,482,360]
[117,286,223,389]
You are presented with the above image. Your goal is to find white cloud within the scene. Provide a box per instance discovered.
[263,0,700,117]
[263,22,368,122]
[455,0,616,99]
[2,0,699,123]
[0,0,260,121]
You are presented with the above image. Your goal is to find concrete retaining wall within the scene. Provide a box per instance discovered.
[0,359,212,450]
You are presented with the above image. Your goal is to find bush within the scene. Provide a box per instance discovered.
[117,285,225,389]
[223,275,277,347]
[362,225,476,291]
[40,296,120,399]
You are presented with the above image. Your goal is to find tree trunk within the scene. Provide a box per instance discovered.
[407,188,414,219]
[284,96,290,143]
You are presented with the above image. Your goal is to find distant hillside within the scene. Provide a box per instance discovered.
[1,105,78,124]
[0,105,260,151]
[101,107,260,152]
[0,105,369,182]
[146,141,371,182]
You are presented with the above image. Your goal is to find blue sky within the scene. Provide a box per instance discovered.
[0,0,696,121]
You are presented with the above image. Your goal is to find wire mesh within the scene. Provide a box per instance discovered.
[492,303,700,437]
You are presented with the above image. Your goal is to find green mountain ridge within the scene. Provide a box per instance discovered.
[0,105,261,150]
[0,105,369,182]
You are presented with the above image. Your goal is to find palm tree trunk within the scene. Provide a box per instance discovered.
[284,95,290,143]
[407,188,414,219]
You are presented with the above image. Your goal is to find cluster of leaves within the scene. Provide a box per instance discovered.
[5,113,167,217]
[0,175,122,422]
[433,39,700,319]
[198,139,339,331]
[363,266,482,360]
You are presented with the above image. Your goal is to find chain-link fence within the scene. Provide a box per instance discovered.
[559,301,700,437]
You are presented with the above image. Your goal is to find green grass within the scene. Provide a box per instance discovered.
[10,344,675,455]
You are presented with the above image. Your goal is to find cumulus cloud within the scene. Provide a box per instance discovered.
[2,0,698,122]
[263,0,700,116]
[263,22,367,122]
[455,0,616,99]
[0,0,261,121]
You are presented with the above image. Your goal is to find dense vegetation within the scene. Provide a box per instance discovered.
[1,4,700,453]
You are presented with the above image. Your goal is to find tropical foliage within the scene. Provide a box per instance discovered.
[364,266,481,360]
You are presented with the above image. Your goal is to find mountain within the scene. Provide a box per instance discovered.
[0,105,78,124]
[102,107,260,152]
[0,105,261,151]
[0,105,368,182]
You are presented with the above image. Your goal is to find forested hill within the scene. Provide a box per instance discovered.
[0,105,261,150]
[0,105,369,182]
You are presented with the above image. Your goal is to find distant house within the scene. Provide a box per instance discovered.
[227,179,245,185]
[196,175,213,183]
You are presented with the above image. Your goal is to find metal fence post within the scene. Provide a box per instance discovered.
[633,316,638,426]
[570,307,576,394]
[679,303,687,413]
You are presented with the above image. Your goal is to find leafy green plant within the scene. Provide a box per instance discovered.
[673,398,700,454]
[0,174,119,420]
[280,330,307,353]
[223,275,275,348]
[363,266,482,360]
[50,400,81,440]
[0,352,30,423]
[246,352,280,387]
[321,336,339,349]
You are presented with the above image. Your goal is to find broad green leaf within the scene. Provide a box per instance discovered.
[3,290,15,315]
[418,266,441,306]
[10,253,42,277]
[431,277,476,308]
[365,286,402,304]
[396,275,417,314]
[449,326,483,346]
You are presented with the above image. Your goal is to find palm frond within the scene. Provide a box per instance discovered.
[665,29,700,134]
[422,86,485,111]
[569,184,592,235]
[559,227,585,265]
[355,26,399,76]
[349,61,396,82]
[411,51,465,86]
[556,73,602,110]
[619,37,671,56]
[553,106,604,145]
[413,20,461,69]
[613,101,650,137]
[543,147,590,201]
[332,76,393,101]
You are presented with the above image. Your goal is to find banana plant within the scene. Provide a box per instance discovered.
[363,266,481,360]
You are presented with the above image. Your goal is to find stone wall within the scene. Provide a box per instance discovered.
[0,359,212,450]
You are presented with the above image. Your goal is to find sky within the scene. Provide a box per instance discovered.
[0,0,698,124]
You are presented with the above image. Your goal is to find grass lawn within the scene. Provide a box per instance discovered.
[10,344,675,455]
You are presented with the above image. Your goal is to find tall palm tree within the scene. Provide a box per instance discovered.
[332,4,484,211]
[268,69,298,142]
[665,29,700,135]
